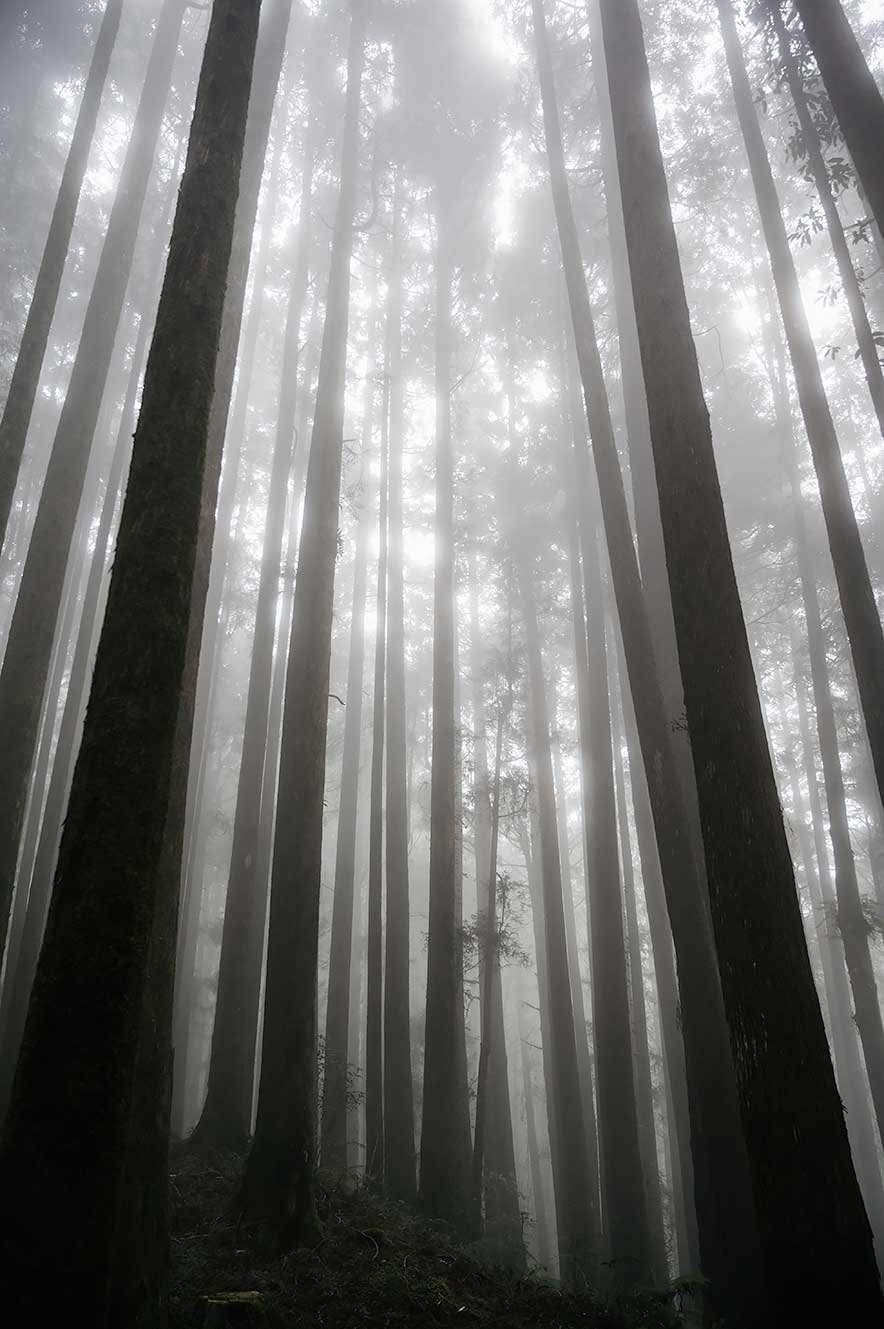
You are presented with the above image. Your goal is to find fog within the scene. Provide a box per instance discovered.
[1,1,884,1323]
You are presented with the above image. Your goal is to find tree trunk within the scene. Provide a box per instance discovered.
[190,114,316,1155]
[516,545,598,1287]
[791,0,884,241]
[717,0,884,887]
[383,186,416,1204]
[239,0,367,1247]
[768,1,884,442]
[0,3,262,1318]
[0,0,123,547]
[609,637,669,1284]
[365,300,388,1188]
[0,0,187,962]
[600,0,883,1317]
[419,185,474,1234]
[534,2,761,1313]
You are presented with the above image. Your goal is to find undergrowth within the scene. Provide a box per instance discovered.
[169,1149,691,1327]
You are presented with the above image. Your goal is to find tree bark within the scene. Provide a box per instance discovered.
[0,3,262,1318]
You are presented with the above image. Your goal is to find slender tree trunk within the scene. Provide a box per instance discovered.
[321,314,377,1178]
[0,4,262,1318]
[762,296,884,1158]
[420,185,473,1234]
[0,0,187,961]
[365,309,388,1187]
[718,0,884,867]
[519,992,554,1271]
[791,0,884,241]
[516,545,597,1287]
[190,115,316,1154]
[534,3,761,1313]
[239,0,368,1245]
[0,0,123,547]
[768,2,884,441]
[609,641,669,1285]
[383,187,416,1204]
[580,511,651,1289]
[600,0,883,1317]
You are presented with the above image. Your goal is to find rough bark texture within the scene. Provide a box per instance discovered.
[0,2,261,1319]
[0,0,123,546]
[600,0,883,1318]
[0,0,187,963]
[792,0,884,241]
[239,0,367,1246]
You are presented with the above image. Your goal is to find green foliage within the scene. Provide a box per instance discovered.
[169,1152,686,1328]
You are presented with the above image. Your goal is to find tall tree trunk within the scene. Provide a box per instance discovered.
[791,0,884,241]
[792,648,884,1264]
[609,641,669,1284]
[600,0,883,1317]
[0,0,123,547]
[0,3,261,1317]
[581,512,651,1288]
[518,988,555,1271]
[534,3,761,1314]
[321,301,377,1177]
[767,2,884,442]
[717,0,884,872]
[190,114,316,1154]
[516,545,597,1287]
[419,184,473,1234]
[0,0,187,962]
[365,305,388,1187]
[239,0,368,1246]
[763,295,884,1158]
[383,187,416,1204]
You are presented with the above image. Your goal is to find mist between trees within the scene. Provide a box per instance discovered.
[0,1,884,1325]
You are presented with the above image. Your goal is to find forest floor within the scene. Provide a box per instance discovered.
[169,1149,692,1328]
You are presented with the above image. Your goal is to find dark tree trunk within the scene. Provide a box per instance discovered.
[791,0,884,241]
[767,1,884,442]
[536,2,758,1311]
[0,0,187,962]
[717,0,884,885]
[0,3,262,1319]
[0,0,123,547]
[517,546,598,1287]
[419,187,473,1235]
[600,0,883,1317]
[190,115,316,1155]
[239,0,367,1246]
[383,187,416,1204]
